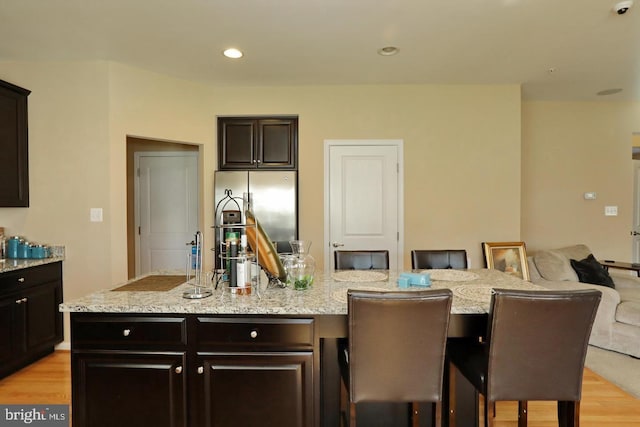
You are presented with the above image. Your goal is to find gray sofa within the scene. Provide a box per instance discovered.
[527,244,640,358]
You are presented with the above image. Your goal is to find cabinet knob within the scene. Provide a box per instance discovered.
[123,329,131,337]
[21,297,27,303]
[197,366,204,374]
[15,299,22,305]
[256,159,262,164]
[175,366,183,374]
[17,277,25,283]
[250,330,258,339]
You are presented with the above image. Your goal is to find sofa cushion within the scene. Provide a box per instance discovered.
[534,250,579,281]
[527,256,542,282]
[616,301,640,327]
[553,244,592,261]
[570,254,615,288]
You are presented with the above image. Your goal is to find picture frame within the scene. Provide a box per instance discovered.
[482,241,530,281]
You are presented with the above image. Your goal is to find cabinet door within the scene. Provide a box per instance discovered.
[0,79,30,207]
[257,118,297,169]
[72,352,187,427]
[0,296,20,368]
[218,117,298,170]
[197,352,313,427]
[218,119,257,169]
[25,280,63,352]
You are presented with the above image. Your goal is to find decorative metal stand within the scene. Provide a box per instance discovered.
[213,190,262,296]
[182,231,213,299]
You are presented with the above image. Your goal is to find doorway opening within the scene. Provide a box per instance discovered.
[126,136,201,279]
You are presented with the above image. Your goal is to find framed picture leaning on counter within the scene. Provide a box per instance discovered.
[482,241,530,281]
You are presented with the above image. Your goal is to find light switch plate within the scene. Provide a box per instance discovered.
[604,206,618,216]
[584,192,597,200]
[90,208,103,222]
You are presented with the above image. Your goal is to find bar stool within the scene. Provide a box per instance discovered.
[411,250,468,269]
[447,288,601,427]
[340,289,453,427]
[334,250,389,270]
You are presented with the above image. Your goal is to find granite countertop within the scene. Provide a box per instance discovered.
[59,268,546,316]
[0,257,65,274]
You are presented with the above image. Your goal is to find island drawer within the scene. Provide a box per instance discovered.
[71,314,187,349]
[196,317,314,350]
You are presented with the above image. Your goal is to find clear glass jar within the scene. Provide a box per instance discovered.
[285,240,315,290]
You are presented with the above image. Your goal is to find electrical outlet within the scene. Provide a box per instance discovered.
[604,206,618,216]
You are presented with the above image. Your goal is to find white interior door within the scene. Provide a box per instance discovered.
[136,152,199,276]
[324,140,403,271]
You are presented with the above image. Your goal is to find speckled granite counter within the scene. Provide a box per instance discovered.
[0,256,65,273]
[60,268,545,315]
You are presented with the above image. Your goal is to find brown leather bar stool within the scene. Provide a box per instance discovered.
[411,250,468,269]
[334,250,389,270]
[447,288,601,427]
[339,289,453,427]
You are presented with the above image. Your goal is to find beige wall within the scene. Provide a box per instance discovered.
[521,101,640,259]
[3,60,637,346]
[209,84,522,269]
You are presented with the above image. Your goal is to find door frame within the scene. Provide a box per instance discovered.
[633,160,640,263]
[134,151,200,277]
[323,139,404,271]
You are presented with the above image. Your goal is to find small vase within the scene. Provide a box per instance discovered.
[286,240,315,290]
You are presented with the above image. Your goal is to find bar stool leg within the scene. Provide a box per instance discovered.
[349,402,356,427]
[517,401,528,427]
[411,402,420,427]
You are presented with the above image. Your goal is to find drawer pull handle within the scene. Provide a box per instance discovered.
[123,329,131,337]
[250,330,258,339]
[197,366,204,374]
[175,366,183,374]
[17,277,25,283]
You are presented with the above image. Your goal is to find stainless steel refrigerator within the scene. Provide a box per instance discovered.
[213,171,298,267]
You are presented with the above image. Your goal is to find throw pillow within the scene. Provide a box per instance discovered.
[534,250,579,281]
[570,254,615,288]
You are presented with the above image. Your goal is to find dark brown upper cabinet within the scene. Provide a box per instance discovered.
[218,116,298,170]
[0,79,30,207]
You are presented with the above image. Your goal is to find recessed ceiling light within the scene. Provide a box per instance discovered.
[223,48,243,59]
[597,88,623,96]
[378,46,399,56]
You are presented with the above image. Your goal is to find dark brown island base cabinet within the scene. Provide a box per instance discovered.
[218,117,298,170]
[71,315,315,427]
[0,79,30,207]
[0,262,64,378]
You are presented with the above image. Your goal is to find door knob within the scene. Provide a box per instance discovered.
[632,231,640,236]
[332,242,345,248]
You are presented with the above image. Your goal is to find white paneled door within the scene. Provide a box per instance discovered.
[324,140,403,271]
[136,152,199,276]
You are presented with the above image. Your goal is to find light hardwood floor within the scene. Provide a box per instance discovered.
[0,351,638,426]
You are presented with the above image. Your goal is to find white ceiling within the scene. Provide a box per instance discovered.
[1,0,639,101]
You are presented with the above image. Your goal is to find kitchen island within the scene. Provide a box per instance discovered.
[60,269,543,427]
